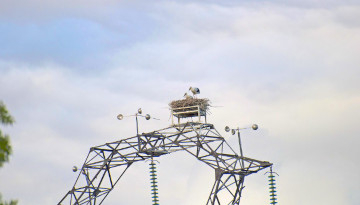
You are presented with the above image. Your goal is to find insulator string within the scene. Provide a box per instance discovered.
[149,158,160,205]
[266,166,278,205]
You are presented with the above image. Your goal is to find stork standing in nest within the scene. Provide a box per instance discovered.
[189,87,200,98]
[184,93,193,99]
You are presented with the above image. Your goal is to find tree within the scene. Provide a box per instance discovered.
[0,101,14,167]
[0,194,17,205]
[0,101,17,205]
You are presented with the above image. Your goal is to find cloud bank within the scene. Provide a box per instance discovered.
[0,1,359,204]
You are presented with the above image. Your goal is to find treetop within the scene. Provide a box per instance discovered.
[0,101,15,125]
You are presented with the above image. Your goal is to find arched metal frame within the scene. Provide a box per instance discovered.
[58,122,272,205]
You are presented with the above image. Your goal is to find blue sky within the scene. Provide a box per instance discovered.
[0,0,360,204]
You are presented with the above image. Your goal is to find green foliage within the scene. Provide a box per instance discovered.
[0,194,18,205]
[0,130,12,167]
[0,102,14,167]
[0,201,18,205]
[0,102,14,126]
[0,102,17,204]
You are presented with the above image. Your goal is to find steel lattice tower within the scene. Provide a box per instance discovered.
[58,120,272,205]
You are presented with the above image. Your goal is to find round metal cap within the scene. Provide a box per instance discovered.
[138,108,142,114]
[72,166,78,172]
[231,129,236,135]
[252,124,258,130]
[117,114,123,120]
[145,114,151,120]
[225,126,230,132]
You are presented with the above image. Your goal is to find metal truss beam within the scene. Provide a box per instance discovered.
[59,122,272,205]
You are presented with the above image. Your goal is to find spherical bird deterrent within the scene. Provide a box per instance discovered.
[117,114,124,120]
[252,124,258,130]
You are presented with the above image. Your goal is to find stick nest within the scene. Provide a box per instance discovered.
[169,98,211,111]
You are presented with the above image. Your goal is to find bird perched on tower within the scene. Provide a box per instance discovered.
[189,87,200,97]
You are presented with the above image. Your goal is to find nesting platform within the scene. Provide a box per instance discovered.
[169,98,210,124]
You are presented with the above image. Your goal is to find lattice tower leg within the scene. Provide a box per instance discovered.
[207,170,245,205]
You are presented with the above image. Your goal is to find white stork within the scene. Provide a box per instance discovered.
[184,93,193,99]
[189,87,200,97]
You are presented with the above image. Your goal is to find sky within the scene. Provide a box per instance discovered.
[0,0,360,204]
